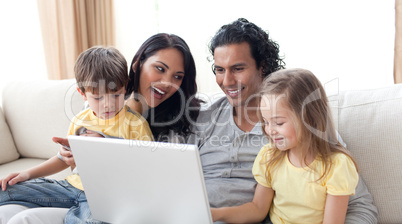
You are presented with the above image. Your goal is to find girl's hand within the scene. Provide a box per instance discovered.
[52,137,76,169]
[0,171,30,191]
[210,208,220,222]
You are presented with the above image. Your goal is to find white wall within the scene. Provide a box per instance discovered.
[0,0,395,105]
[0,0,47,103]
[115,0,395,94]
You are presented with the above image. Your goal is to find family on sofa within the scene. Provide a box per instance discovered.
[0,18,378,224]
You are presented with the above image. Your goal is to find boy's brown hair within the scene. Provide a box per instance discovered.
[74,46,128,94]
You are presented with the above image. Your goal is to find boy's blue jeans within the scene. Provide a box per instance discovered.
[0,178,106,224]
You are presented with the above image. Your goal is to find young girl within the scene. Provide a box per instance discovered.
[211,68,359,224]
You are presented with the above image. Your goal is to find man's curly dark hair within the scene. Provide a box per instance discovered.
[209,18,285,77]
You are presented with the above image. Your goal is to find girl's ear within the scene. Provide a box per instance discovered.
[76,87,87,101]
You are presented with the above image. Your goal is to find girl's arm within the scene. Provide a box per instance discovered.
[323,194,350,224]
[1,156,69,191]
[211,184,274,223]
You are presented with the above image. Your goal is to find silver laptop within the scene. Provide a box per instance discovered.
[68,135,213,224]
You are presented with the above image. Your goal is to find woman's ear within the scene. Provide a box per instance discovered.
[76,87,87,101]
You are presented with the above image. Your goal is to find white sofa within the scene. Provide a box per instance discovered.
[0,79,401,224]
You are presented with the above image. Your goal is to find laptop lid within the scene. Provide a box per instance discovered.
[68,135,213,224]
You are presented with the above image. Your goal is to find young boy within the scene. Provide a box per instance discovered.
[0,46,153,223]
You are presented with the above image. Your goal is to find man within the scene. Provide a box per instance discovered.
[190,18,378,223]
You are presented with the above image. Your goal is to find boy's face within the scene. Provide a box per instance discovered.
[80,87,126,120]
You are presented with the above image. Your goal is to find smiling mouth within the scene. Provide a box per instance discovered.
[272,137,284,142]
[151,86,167,99]
[226,88,244,97]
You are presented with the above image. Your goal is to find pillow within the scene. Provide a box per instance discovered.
[329,84,402,224]
[0,106,19,164]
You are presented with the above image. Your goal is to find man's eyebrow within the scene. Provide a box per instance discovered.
[231,63,247,67]
[215,63,247,69]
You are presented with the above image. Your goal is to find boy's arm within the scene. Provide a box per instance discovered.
[323,195,349,224]
[211,184,273,223]
[1,156,69,191]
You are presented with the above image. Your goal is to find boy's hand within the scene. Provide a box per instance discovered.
[53,137,76,168]
[0,172,30,191]
[52,137,70,148]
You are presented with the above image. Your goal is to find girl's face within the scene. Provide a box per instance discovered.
[138,48,185,108]
[260,94,298,152]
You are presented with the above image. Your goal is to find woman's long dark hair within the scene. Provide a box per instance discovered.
[126,33,201,141]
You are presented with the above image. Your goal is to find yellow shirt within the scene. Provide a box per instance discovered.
[65,105,153,190]
[67,105,153,141]
[252,144,358,224]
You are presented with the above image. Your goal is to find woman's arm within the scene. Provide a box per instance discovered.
[211,184,274,223]
[323,194,349,224]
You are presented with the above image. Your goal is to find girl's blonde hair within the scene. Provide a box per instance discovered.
[259,68,358,182]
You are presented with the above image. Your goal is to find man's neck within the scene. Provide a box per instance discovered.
[232,104,260,133]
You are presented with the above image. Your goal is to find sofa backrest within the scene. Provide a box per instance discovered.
[329,84,402,224]
[2,79,84,159]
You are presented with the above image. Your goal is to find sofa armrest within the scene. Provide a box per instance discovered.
[0,106,19,164]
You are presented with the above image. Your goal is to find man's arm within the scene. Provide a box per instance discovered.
[345,177,378,224]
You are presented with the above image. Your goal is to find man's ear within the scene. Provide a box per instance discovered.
[76,87,87,101]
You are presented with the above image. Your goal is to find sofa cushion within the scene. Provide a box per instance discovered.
[2,79,84,159]
[330,84,402,224]
[0,106,19,164]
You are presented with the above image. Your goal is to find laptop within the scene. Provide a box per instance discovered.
[68,135,213,224]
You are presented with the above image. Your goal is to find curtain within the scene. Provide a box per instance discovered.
[37,0,115,80]
[395,0,402,84]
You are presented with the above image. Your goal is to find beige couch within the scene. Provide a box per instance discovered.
[0,79,401,224]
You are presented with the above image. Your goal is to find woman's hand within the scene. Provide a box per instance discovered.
[52,137,76,169]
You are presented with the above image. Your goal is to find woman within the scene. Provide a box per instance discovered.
[125,33,201,142]
[0,33,201,224]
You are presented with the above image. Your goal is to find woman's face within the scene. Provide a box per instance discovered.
[138,48,185,108]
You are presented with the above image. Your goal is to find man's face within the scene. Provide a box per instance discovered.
[213,42,263,109]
